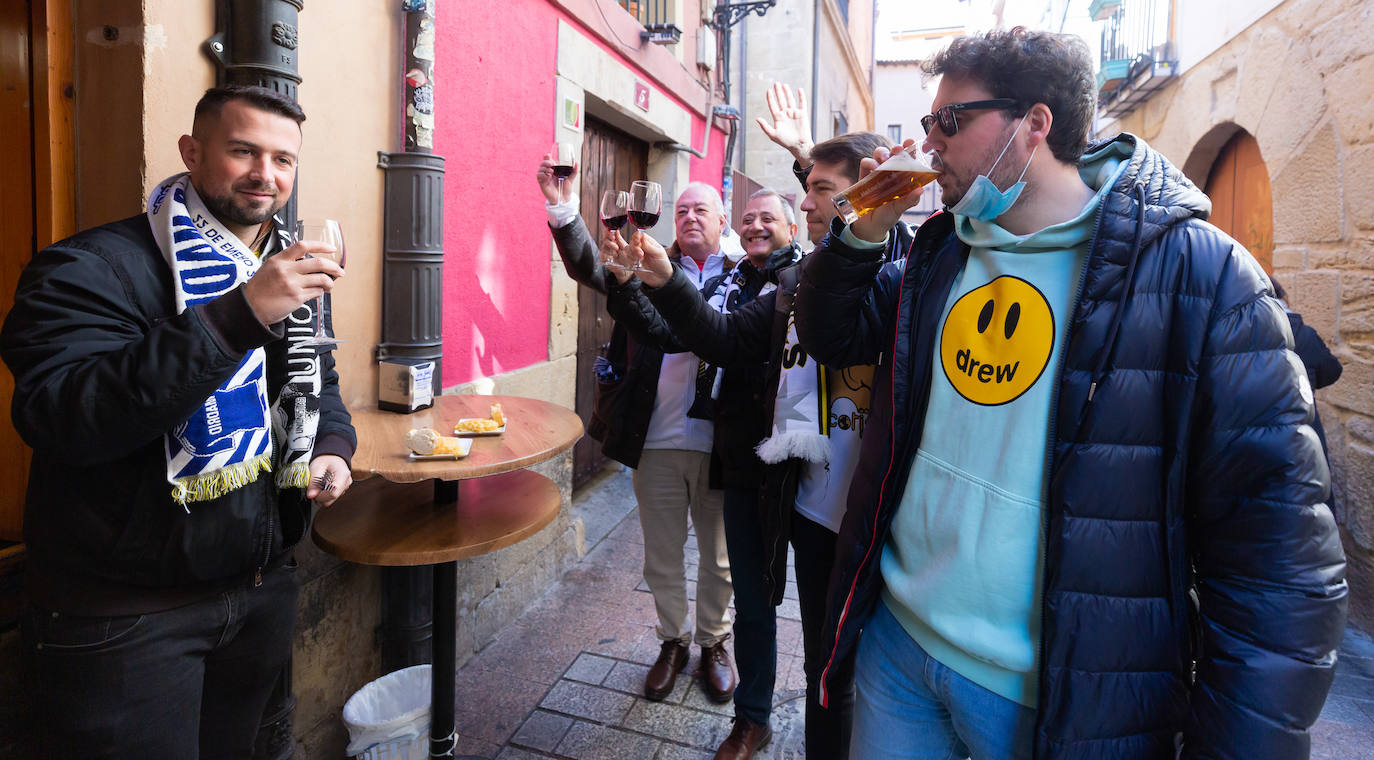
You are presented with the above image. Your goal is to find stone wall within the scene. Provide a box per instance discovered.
[1109,0,1374,629]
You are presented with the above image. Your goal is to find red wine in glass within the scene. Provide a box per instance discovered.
[629,180,662,233]
[551,141,577,196]
[601,190,630,233]
[629,210,659,228]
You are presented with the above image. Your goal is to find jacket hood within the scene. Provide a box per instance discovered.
[1092,132,1212,256]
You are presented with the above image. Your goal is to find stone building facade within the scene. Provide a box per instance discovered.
[732,0,877,246]
[1105,0,1374,628]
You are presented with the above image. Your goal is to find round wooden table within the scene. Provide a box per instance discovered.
[312,394,582,758]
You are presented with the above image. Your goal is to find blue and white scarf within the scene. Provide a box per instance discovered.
[148,173,321,507]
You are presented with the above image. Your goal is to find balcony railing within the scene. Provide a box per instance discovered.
[618,0,681,43]
[619,0,673,28]
[1095,0,1177,119]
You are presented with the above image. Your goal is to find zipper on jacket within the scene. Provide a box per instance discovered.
[818,238,940,707]
[1031,228,1094,758]
[1028,178,1140,758]
[255,503,275,588]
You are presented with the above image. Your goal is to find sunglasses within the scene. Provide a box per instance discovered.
[920,99,1021,137]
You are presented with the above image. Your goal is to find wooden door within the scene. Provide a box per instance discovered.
[572,118,647,487]
[1204,130,1273,273]
[0,1,37,543]
[0,0,74,543]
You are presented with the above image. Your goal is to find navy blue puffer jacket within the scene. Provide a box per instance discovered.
[794,133,1348,759]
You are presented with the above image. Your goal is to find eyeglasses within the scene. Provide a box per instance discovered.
[920,99,1020,137]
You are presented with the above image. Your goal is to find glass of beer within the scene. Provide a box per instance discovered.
[832,147,940,225]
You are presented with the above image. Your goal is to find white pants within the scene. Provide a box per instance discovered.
[632,448,733,646]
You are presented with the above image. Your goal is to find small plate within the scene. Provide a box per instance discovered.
[406,438,473,460]
[454,419,506,436]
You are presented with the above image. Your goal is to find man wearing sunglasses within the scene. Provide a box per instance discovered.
[794,27,1346,760]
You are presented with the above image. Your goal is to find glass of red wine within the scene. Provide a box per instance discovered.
[615,180,661,273]
[629,180,661,231]
[600,190,629,234]
[551,142,577,198]
[601,190,645,272]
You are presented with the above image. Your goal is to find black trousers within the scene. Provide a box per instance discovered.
[793,510,854,759]
[24,562,299,760]
[723,482,854,757]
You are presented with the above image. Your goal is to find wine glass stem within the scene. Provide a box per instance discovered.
[316,295,329,340]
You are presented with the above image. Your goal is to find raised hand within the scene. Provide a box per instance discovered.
[755,82,814,165]
[536,154,577,204]
[241,241,344,325]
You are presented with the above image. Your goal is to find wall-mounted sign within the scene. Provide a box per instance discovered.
[562,95,583,131]
[634,81,651,112]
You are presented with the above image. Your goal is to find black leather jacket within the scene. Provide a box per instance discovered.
[1,215,355,615]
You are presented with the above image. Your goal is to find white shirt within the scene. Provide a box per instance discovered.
[546,198,580,228]
[642,251,727,453]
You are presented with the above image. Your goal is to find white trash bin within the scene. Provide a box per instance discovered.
[342,664,432,760]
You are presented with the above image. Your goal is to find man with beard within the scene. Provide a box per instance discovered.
[794,28,1346,759]
[1,85,355,759]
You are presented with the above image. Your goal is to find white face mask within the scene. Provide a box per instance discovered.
[948,111,1037,222]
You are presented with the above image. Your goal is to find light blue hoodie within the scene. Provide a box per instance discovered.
[877,143,1130,707]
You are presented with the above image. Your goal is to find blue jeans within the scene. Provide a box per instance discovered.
[23,562,300,759]
[851,601,1036,760]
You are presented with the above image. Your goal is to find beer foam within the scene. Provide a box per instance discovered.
[879,149,935,173]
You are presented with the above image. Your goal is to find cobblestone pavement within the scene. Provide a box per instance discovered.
[447,464,1374,759]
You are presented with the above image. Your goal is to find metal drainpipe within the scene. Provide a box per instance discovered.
[811,0,821,140]
[377,0,447,679]
[738,13,748,182]
[204,4,303,758]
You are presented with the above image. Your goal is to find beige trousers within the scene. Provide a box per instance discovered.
[632,448,733,647]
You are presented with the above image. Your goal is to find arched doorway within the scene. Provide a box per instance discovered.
[1203,129,1274,273]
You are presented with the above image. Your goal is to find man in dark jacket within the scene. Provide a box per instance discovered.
[0,85,356,759]
[537,164,738,704]
[794,29,1347,759]
[1272,279,1343,459]
[612,134,912,760]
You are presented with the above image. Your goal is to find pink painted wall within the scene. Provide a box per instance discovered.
[688,118,729,188]
[435,1,728,386]
[434,0,560,386]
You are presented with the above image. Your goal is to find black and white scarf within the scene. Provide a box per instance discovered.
[148,174,321,507]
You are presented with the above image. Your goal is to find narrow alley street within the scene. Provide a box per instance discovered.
[446,464,1374,760]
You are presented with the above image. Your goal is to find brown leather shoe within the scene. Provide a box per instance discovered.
[644,640,690,701]
[699,641,738,703]
[713,717,771,760]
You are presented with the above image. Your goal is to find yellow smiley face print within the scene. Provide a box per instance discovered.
[940,275,1054,406]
